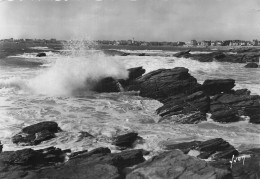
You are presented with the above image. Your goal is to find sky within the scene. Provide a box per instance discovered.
[0,0,260,41]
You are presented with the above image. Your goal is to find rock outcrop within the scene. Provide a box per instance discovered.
[128,67,200,100]
[157,91,210,124]
[210,93,260,123]
[12,121,61,146]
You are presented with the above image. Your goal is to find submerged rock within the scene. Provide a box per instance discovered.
[36,52,46,57]
[128,67,200,100]
[244,62,258,68]
[126,149,232,179]
[12,121,61,146]
[202,79,235,95]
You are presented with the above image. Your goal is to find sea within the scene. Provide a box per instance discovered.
[0,43,260,157]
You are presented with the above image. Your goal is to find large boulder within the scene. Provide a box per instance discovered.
[244,62,258,68]
[156,91,210,124]
[12,121,61,146]
[128,67,201,100]
[126,149,232,179]
[202,79,235,96]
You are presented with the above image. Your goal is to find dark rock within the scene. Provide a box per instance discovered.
[92,77,121,93]
[36,52,46,57]
[119,66,146,88]
[202,79,235,95]
[244,106,260,124]
[112,132,139,148]
[173,49,191,58]
[197,138,238,160]
[210,93,260,123]
[157,91,210,123]
[233,88,251,95]
[211,109,240,123]
[121,53,130,56]
[22,121,60,134]
[0,141,2,153]
[126,149,232,179]
[12,121,61,146]
[0,146,145,179]
[77,131,94,142]
[162,140,202,154]
[128,67,201,100]
[138,53,146,56]
[127,66,146,81]
[244,62,258,68]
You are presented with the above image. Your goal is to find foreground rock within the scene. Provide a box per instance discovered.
[36,52,46,57]
[157,91,210,124]
[244,62,258,68]
[128,67,200,100]
[202,79,235,95]
[0,147,145,179]
[12,121,61,146]
[126,149,232,179]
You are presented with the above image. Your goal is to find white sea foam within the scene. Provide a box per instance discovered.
[27,53,128,96]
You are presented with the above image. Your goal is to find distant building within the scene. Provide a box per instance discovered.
[253,39,259,46]
[187,40,198,46]
[200,41,211,46]
[177,41,185,46]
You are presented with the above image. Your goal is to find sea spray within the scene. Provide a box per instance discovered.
[28,53,129,96]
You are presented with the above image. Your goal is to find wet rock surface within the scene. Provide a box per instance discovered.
[210,93,260,123]
[128,67,200,100]
[12,121,61,146]
[112,132,139,148]
[157,91,210,124]
[202,79,235,95]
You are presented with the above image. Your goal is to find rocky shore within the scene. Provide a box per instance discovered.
[1,66,260,179]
